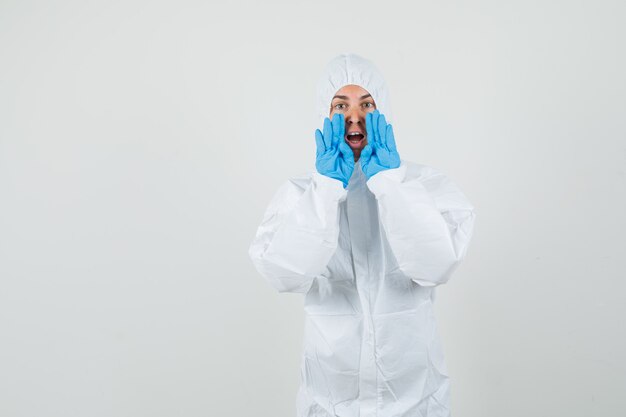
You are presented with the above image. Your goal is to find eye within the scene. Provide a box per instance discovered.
[362,102,375,109]
[333,103,347,110]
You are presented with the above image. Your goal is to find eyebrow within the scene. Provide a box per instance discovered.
[332,94,372,101]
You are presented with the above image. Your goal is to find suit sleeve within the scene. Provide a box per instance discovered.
[366,162,476,287]
[248,172,348,293]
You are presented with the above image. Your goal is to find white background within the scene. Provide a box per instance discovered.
[1,1,625,416]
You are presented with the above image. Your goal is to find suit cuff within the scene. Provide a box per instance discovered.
[312,172,348,200]
[366,164,407,197]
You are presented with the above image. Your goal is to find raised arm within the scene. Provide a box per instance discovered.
[367,163,476,286]
[248,173,347,293]
[249,114,354,293]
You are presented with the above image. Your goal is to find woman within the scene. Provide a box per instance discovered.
[249,53,476,417]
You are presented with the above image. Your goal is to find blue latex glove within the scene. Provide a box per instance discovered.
[361,110,401,180]
[315,113,355,188]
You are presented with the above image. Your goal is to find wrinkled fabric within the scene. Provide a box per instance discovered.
[249,53,476,417]
[315,54,394,128]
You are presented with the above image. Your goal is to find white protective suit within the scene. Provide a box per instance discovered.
[248,54,476,417]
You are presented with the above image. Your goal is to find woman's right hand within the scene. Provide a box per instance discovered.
[315,114,355,189]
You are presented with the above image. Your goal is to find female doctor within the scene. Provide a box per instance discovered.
[249,53,476,417]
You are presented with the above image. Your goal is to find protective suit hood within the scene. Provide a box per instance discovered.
[316,53,393,128]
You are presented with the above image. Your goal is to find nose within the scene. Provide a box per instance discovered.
[345,107,365,127]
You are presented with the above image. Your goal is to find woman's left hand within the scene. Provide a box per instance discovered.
[361,110,401,180]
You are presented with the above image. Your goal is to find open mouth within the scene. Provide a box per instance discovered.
[345,132,365,146]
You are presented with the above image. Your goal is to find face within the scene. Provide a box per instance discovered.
[329,84,376,160]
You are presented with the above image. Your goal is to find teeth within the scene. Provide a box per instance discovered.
[348,132,362,136]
